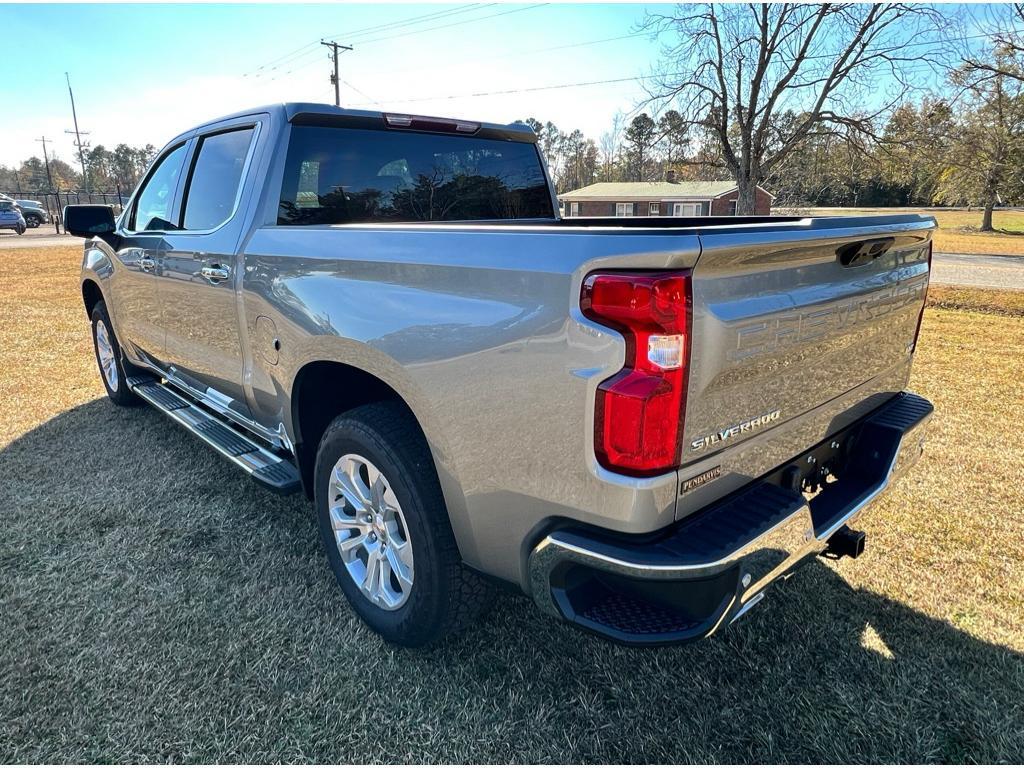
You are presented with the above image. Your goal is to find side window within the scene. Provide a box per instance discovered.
[181,128,255,231]
[131,143,188,232]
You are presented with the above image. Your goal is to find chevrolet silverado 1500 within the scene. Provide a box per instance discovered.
[66,103,934,647]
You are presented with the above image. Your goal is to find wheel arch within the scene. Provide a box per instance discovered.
[287,356,475,568]
[82,278,104,319]
[289,360,443,499]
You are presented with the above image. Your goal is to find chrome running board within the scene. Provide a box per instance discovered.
[127,375,301,495]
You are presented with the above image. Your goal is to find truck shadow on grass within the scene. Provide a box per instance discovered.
[1,398,1021,763]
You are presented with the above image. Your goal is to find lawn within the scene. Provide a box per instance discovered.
[1,247,1022,762]
[787,207,1024,256]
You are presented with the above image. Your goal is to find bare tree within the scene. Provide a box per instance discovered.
[935,53,1024,231]
[963,4,1024,82]
[642,3,947,213]
[598,112,625,181]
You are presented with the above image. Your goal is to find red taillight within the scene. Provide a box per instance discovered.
[581,271,691,476]
[911,241,933,352]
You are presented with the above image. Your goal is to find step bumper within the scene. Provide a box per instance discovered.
[528,391,933,646]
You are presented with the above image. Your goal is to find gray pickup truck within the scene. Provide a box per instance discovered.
[66,103,934,647]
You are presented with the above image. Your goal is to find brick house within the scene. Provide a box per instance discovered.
[559,172,774,218]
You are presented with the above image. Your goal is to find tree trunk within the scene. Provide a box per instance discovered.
[981,198,995,232]
[735,179,758,215]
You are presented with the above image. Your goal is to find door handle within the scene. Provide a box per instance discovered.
[138,256,155,272]
[201,265,230,283]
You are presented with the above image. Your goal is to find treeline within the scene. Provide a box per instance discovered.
[530,3,1024,229]
[527,79,1024,213]
[0,143,157,195]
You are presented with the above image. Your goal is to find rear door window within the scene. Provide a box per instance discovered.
[181,127,255,231]
[278,125,553,224]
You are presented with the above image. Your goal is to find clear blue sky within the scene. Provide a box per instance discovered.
[2,2,671,167]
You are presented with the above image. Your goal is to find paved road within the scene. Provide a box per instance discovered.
[0,230,73,249]
[930,252,1024,290]
[3,232,1023,290]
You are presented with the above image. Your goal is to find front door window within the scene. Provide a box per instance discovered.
[131,144,188,231]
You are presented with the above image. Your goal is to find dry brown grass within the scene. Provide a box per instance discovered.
[927,285,1024,316]
[1,246,1022,762]
[793,207,1024,256]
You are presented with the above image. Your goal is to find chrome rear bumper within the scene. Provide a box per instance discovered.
[528,391,933,645]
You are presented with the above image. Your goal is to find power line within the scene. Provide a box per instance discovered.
[324,4,496,46]
[342,79,379,106]
[245,4,494,78]
[374,31,645,79]
[350,73,665,108]
[350,27,1010,110]
[351,3,548,46]
[262,0,544,76]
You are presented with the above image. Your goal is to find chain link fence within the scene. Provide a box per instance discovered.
[0,190,128,232]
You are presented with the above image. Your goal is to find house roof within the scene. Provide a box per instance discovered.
[559,181,744,200]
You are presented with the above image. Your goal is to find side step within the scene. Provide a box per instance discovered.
[127,375,301,495]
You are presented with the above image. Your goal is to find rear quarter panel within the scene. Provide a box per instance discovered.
[240,225,700,587]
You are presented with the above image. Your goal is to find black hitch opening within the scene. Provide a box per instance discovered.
[824,526,866,560]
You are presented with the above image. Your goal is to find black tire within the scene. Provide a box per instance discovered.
[16,224,25,235]
[90,300,141,407]
[25,214,41,228]
[314,401,491,647]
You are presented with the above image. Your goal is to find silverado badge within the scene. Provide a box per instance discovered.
[690,410,781,452]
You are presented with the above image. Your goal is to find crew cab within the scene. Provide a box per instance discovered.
[66,103,934,647]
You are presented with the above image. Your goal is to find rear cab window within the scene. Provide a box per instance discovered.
[278,125,553,224]
[181,127,256,231]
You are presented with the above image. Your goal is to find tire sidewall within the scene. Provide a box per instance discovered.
[91,302,138,406]
[314,410,450,645]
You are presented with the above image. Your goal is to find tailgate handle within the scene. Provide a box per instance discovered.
[836,237,895,268]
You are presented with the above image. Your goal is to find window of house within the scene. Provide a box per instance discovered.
[181,127,255,231]
[615,202,634,217]
[569,201,580,217]
[649,202,659,215]
[729,200,738,215]
[672,202,701,217]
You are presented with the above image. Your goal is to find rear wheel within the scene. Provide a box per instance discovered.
[314,402,490,646]
[91,301,140,406]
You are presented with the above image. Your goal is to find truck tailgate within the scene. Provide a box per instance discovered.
[682,216,932,466]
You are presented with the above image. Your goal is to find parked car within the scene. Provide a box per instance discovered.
[0,200,26,234]
[15,199,49,227]
[65,103,935,648]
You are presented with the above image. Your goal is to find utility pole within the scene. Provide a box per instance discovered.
[65,72,90,192]
[36,136,61,233]
[320,40,353,107]
[35,136,55,190]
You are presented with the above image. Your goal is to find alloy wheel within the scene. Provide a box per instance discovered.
[95,319,119,392]
[328,453,414,610]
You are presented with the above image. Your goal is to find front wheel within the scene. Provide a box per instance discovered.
[91,301,140,406]
[314,402,491,647]
[25,216,41,229]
